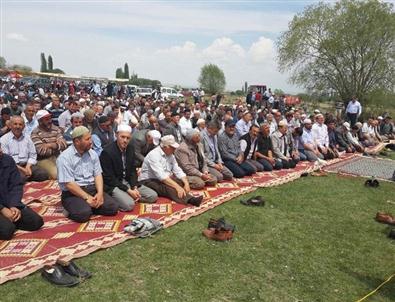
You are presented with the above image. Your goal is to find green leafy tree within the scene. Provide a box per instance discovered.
[273,88,285,95]
[48,55,53,71]
[124,63,130,79]
[115,68,124,79]
[277,0,395,101]
[198,64,226,94]
[9,64,32,73]
[40,53,47,72]
[0,56,6,69]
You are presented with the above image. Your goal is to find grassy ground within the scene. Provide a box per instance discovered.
[380,149,395,161]
[0,175,394,302]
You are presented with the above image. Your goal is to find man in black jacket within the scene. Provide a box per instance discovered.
[100,125,158,211]
[0,146,43,240]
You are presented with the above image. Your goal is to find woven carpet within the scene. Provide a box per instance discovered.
[324,155,395,180]
[0,159,343,284]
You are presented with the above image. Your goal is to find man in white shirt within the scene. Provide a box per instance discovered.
[301,119,324,162]
[312,114,334,159]
[138,135,203,207]
[346,96,362,126]
[179,109,193,137]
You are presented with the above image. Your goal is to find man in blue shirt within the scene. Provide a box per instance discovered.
[0,146,43,240]
[56,126,118,222]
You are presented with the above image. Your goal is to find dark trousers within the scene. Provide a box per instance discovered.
[0,206,44,240]
[18,164,49,183]
[257,158,282,171]
[318,146,335,160]
[61,185,118,223]
[140,179,192,204]
[347,113,358,127]
[223,160,255,178]
[280,159,297,169]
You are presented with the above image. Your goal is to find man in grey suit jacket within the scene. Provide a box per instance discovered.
[130,129,161,167]
[163,112,183,143]
[201,121,233,182]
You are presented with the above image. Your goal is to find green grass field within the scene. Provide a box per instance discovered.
[0,175,394,302]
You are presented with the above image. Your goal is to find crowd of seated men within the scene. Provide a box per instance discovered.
[0,78,394,241]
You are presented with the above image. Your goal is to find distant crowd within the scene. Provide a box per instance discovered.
[0,77,394,240]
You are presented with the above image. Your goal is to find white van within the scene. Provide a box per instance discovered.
[136,87,153,97]
[160,87,183,99]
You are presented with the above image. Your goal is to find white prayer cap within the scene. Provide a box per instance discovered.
[303,118,312,124]
[148,130,161,146]
[117,124,132,133]
[36,110,51,120]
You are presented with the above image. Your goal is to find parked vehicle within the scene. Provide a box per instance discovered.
[160,87,183,99]
[136,87,153,97]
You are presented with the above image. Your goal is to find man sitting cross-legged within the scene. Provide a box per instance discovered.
[0,148,43,240]
[1,116,48,182]
[56,126,118,223]
[175,128,217,190]
[100,124,158,211]
[138,135,203,207]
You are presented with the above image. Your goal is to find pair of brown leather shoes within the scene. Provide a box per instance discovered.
[203,217,235,241]
[375,212,395,225]
[202,228,233,241]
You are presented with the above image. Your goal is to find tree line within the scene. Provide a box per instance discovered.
[40,53,65,74]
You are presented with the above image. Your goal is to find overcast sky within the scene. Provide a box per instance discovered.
[2,1,328,93]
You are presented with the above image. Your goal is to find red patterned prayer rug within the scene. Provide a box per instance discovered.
[0,159,339,284]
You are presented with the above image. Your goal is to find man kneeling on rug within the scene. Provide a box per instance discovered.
[100,124,158,211]
[56,126,119,223]
[0,146,43,240]
[138,135,203,207]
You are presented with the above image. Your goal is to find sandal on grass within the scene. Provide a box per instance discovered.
[240,196,265,206]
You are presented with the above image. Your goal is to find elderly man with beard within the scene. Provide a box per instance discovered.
[301,119,325,162]
[0,146,44,240]
[175,128,217,190]
[31,110,68,179]
[1,116,49,182]
[56,126,118,222]
[100,125,158,211]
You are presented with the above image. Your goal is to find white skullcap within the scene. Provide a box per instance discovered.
[117,124,132,133]
[148,130,161,146]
